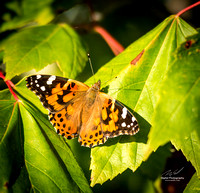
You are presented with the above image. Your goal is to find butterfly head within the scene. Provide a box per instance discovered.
[92,80,101,91]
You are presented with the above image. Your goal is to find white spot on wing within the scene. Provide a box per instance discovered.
[121,122,126,127]
[36,84,39,87]
[35,80,38,83]
[36,75,42,79]
[132,117,136,122]
[40,86,46,91]
[47,75,56,85]
[47,80,52,85]
[122,107,128,119]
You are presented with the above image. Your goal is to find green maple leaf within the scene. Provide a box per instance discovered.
[88,15,197,186]
[148,32,200,176]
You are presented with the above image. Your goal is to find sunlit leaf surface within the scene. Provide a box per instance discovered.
[89,15,197,186]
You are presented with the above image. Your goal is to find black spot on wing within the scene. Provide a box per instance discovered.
[71,82,75,88]
[102,106,112,125]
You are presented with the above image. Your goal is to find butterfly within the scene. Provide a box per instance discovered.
[26,75,139,148]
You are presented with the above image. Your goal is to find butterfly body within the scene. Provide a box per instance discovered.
[84,80,101,108]
[26,75,139,148]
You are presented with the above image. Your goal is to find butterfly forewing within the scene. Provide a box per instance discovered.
[26,75,89,112]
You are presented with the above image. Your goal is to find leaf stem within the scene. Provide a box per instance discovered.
[0,71,19,101]
[93,25,124,55]
[176,1,200,17]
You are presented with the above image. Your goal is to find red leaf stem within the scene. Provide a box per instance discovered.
[93,25,124,55]
[0,71,19,101]
[176,1,200,17]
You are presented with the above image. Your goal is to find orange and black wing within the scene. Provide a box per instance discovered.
[100,93,139,139]
[26,75,89,139]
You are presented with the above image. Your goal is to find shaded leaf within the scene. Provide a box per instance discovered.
[0,0,54,32]
[139,143,171,181]
[3,24,87,80]
[22,0,53,16]
[89,15,197,186]
[11,166,31,193]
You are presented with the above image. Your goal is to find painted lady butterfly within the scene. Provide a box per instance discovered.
[26,75,139,148]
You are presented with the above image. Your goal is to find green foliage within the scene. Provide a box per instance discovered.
[0,1,200,193]
[148,32,200,176]
[149,32,200,148]
[184,173,200,193]
[88,15,197,186]
[2,24,87,80]
[0,80,92,193]
[0,0,54,32]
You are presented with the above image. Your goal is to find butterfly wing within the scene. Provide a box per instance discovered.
[100,93,139,138]
[78,92,139,148]
[26,75,89,112]
[48,103,82,139]
[26,75,89,139]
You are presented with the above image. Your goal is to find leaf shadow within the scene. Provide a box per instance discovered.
[101,85,142,94]
[100,85,110,93]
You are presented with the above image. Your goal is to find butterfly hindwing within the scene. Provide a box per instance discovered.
[49,108,79,139]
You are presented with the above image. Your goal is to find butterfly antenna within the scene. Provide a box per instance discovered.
[88,53,96,82]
